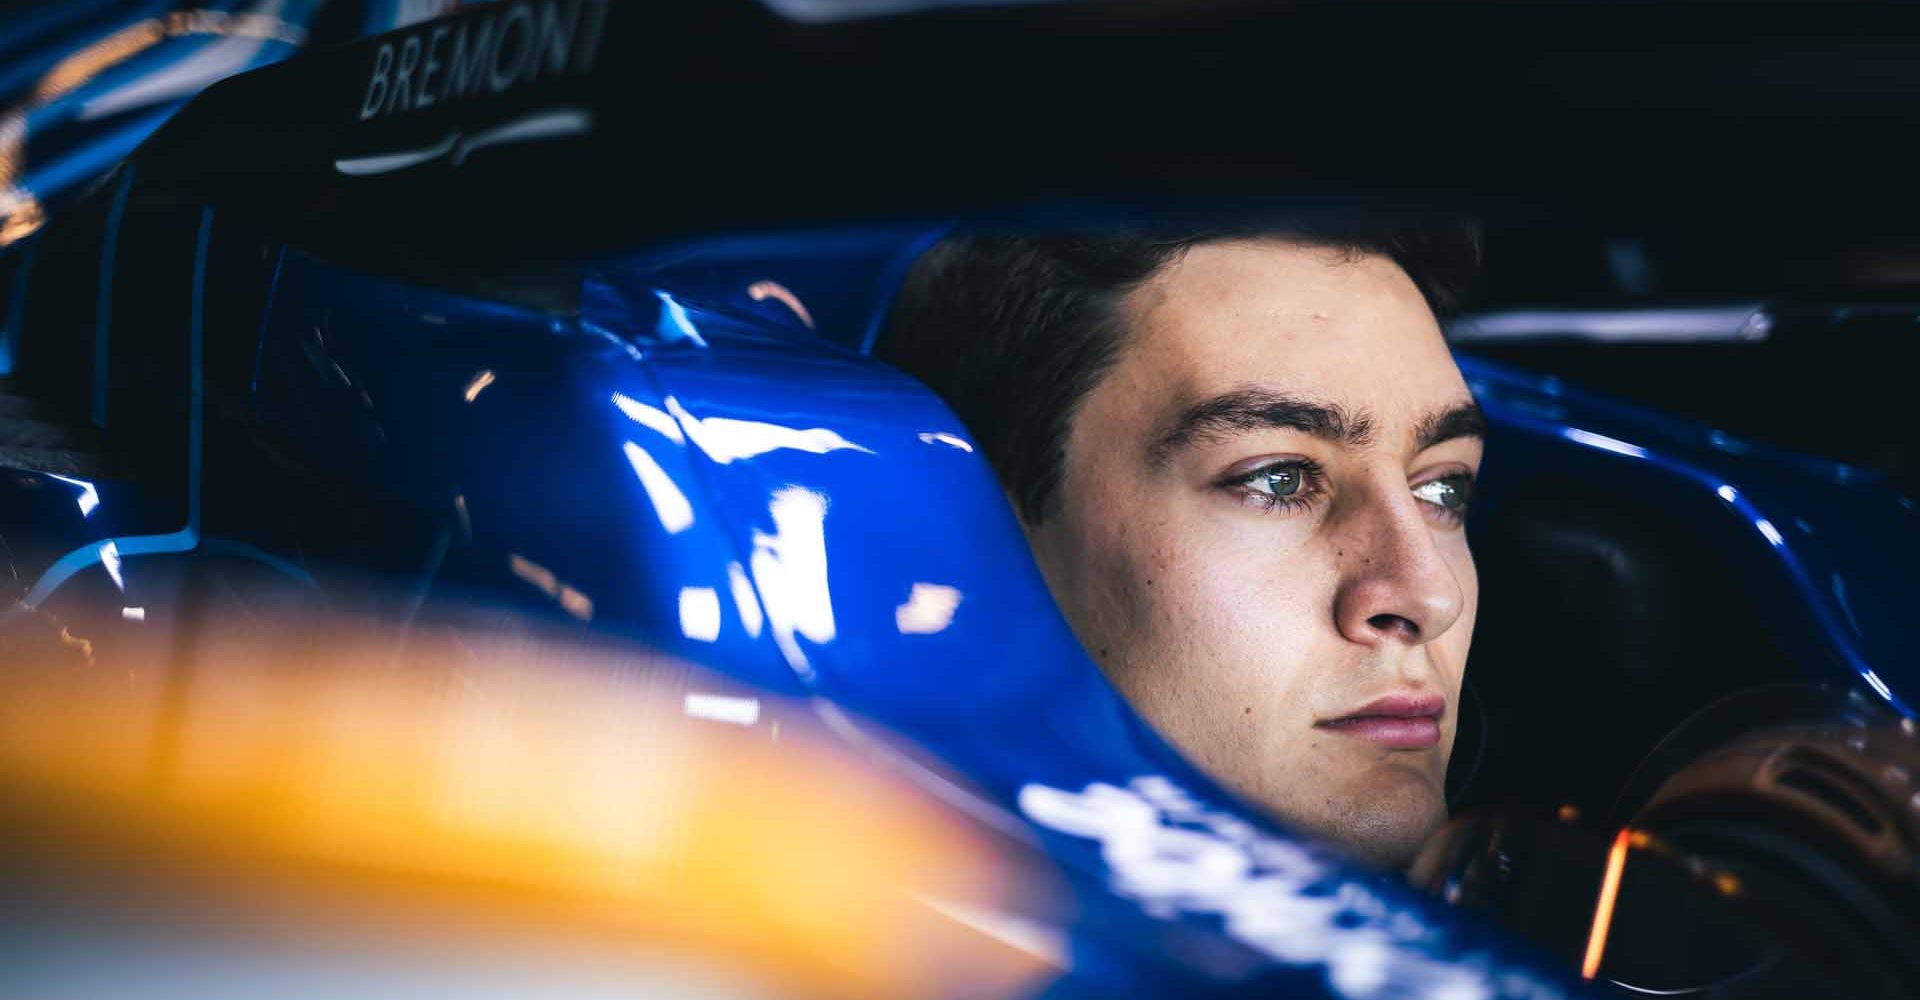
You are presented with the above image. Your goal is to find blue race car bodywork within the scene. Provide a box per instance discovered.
[0,0,512,251]
[2,2,1917,998]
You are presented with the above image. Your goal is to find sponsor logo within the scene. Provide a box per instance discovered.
[1019,777,1566,1000]
[358,0,609,121]
[334,107,592,175]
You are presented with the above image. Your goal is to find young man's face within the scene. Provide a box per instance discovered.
[1025,240,1482,869]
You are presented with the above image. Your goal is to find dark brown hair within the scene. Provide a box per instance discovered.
[879,219,1481,523]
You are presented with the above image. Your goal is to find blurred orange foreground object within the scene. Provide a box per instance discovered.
[0,606,1063,999]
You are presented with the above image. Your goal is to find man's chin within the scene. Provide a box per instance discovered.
[1282,768,1449,871]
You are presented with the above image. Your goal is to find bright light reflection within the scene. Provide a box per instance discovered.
[1456,305,1767,342]
[1863,670,1893,701]
[1425,975,1494,1000]
[622,441,694,534]
[47,474,100,517]
[120,606,145,621]
[655,292,707,347]
[1562,428,1648,459]
[99,540,124,591]
[1582,828,1633,979]
[751,487,836,677]
[747,280,814,329]
[507,553,594,622]
[1716,485,1739,503]
[1019,777,1510,1000]
[612,392,684,443]
[678,586,721,642]
[509,553,558,594]
[915,894,1069,970]
[1754,518,1784,546]
[558,587,593,622]
[463,369,496,403]
[918,431,973,453]
[895,583,963,635]
[1328,935,1392,997]
[665,396,872,465]
[683,692,761,726]
[727,561,763,639]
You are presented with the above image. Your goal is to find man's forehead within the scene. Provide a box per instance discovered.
[1100,243,1476,463]
[1136,238,1430,329]
[1125,241,1453,381]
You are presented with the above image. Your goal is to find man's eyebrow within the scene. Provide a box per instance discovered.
[1413,400,1487,453]
[1149,387,1376,466]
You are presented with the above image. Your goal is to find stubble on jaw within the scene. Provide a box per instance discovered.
[1052,515,1454,869]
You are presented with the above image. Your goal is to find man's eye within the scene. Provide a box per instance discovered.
[1247,465,1305,498]
[1223,460,1323,512]
[1412,473,1475,518]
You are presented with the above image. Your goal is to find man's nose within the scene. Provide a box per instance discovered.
[1330,490,1465,646]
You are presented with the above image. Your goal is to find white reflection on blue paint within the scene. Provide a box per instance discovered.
[727,561,763,639]
[677,586,721,642]
[621,441,694,534]
[1019,776,1523,1000]
[895,583,963,635]
[1561,427,1648,459]
[1864,671,1894,702]
[99,540,124,591]
[665,396,872,465]
[654,292,708,347]
[1329,935,1393,997]
[47,474,100,518]
[749,486,836,679]
[612,392,684,443]
[918,431,974,453]
[1717,482,1791,554]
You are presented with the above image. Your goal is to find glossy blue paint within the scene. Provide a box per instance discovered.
[11,206,1917,995]
[0,11,1909,989]
[1460,356,1918,718]
[591,232,1920,726]
[88,242,1556,998]
[230,230,1920,996]
[579,257,1594,999]
[18,205,207,609]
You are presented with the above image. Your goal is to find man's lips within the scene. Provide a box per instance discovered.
[1315,692,1445,750]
